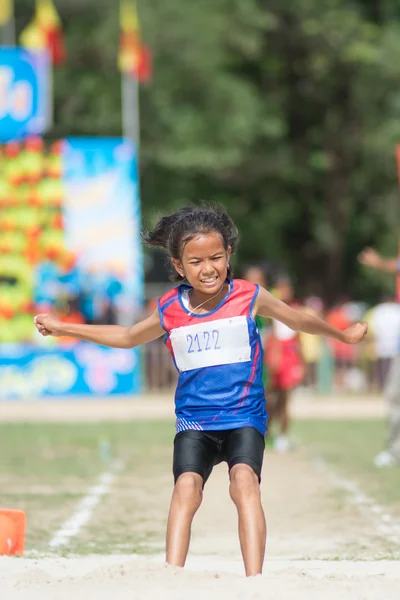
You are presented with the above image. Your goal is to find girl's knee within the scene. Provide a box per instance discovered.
[229,465,260,501]
[175,472,203,507]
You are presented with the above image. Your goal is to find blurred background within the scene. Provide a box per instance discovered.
[1,0,400,399]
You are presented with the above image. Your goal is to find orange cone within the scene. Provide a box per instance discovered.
[0,509,26,555]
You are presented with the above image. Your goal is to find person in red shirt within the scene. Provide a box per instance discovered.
[325,301,357,389]
[58,297,86,345]
[264,276,304,452]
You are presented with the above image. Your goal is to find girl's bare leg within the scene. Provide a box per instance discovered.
[165,472,203,567]
[229,464,266,576]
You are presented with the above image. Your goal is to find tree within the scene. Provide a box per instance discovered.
[13,0,400,303]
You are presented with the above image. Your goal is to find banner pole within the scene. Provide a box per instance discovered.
[121,72,139,147]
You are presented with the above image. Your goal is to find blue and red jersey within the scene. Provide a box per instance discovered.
[158,279,267,435]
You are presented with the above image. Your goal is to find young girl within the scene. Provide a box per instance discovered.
[34,205,367,576]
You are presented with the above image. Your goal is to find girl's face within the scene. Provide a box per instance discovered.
[172,231,231,295]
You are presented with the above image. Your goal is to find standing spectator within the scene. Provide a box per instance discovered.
[264,276,304,452]
[359,247,400,467]
[58,297,86,346]
[34,260,61,308]
[243,265,270,392]
[325,300,357,390]
[368,297,400,390]
[300,297,324,390]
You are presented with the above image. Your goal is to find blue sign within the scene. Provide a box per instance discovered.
[0,343,142,398]
[0,47,51,142]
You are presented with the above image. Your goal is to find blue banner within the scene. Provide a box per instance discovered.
[0,343,141,398]
[0,47,51,142]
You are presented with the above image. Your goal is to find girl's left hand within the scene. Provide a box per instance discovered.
[342,322,368,344]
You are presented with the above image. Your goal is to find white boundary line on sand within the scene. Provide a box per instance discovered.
[314,457,400,545]
[49,460,123,549]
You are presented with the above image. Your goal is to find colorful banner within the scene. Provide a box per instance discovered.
[0,137,143,397]
[62,138,143,324]
[0,47,51,142]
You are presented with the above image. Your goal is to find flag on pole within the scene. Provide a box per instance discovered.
[19,19,47,52]
[36,0,65,66]
[0,0,12,26]
[118,0,141,75]
[137,45,151,82]
[118,0,151,82]
[20,0,66,66]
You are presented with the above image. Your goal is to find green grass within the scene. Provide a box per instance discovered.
[293,419,400,516]
[0,421,174,477]
[0,421,175,553]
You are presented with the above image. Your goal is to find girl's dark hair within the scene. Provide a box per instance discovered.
[141,204,239,281]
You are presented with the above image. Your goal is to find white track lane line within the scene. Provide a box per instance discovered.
[314,457,400,545]
[49,459,123,549]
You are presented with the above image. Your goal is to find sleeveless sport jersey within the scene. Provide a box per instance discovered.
[158,279,267,435]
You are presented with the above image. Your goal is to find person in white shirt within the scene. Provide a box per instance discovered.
[368,298,400,389]
[359,248,400,467]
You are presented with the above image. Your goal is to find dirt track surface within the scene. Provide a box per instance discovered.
[0,392,386,422]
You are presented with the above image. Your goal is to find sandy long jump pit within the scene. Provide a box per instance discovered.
[1,554,400,600]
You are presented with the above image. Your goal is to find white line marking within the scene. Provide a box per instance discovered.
[314,457,400,545]
[49,460,123,549]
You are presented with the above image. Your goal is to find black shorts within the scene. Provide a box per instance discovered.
[173,426,265,486]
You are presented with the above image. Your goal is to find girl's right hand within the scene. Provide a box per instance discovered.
[34,314,63,337]
[342,322,368,344]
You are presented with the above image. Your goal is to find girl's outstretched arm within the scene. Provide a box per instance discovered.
[254,287,367,344]
[34,310,165,349]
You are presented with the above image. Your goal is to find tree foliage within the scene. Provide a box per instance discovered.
[14,0,400,303]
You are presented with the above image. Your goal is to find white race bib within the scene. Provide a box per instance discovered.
[170,316,251,372]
